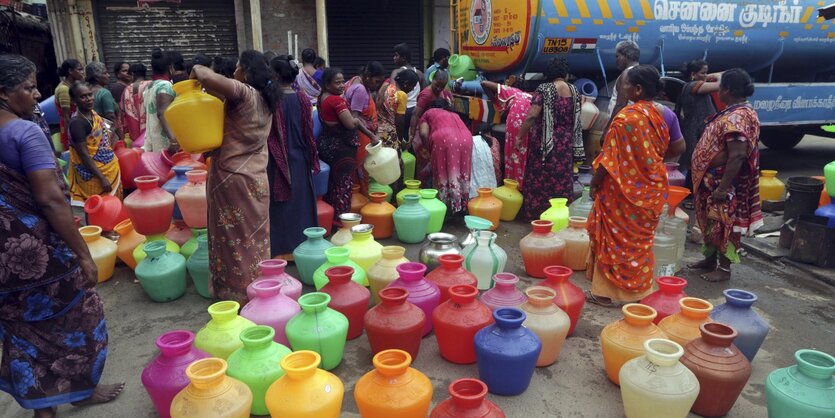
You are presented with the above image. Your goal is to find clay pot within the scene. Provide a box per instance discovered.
[681,323,752,417]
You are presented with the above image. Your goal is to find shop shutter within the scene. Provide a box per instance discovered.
[94,0,238,70]
[325,0,423,78]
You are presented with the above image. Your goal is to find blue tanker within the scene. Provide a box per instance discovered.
[456,0,835,148]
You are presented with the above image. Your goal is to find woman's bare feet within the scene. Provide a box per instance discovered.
[701,266,731,282]
[71,383,125,407]
[33,407,55,418]
[688,257,717,271]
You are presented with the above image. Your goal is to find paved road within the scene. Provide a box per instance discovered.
[2,218,832,418]
[760,135,835,180]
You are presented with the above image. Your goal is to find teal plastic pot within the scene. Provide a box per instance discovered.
[393,194,430,244]
[186,234,211,298]
[292,227,334,286]
[136,241,187,302]
[765,349,835,418]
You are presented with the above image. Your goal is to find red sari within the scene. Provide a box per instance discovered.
[691,103,762,262]
[587,101,669,300]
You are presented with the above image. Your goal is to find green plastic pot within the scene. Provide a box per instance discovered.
[227,326,292,416]
[285,293,349,370]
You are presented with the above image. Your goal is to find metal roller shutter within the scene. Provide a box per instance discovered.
[94,0,238,70]
[325,0,423,78]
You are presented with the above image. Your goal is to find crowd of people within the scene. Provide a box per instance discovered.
[0,38,764,415]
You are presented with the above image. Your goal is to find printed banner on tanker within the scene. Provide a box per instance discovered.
[750,84,835,125]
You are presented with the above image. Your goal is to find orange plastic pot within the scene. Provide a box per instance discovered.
[468,188,502,231]
[354,349,432,418]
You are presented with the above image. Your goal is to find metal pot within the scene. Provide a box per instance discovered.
[419,233,462,271]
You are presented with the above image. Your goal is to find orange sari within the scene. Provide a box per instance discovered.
[587,100,669,300]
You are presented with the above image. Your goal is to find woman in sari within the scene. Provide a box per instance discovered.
[345,61,385,192]
[317,68,381,219]
[409,70,452,140]
[377,69,418,150]
[266,55,319,259]
[67,83,122,206]
[55,59,83,150]
[482,79,532,187]
[0,53,123,418]
[294,48,321,106]
[143,48,177,153]
[689,68,762,282]
[514,58,579,220]
[676,59,722,184]
[120,63,150,144]
[415,99,473,213]
[191,50,277,303]
[84,62,119,135]
[586,65,685,306]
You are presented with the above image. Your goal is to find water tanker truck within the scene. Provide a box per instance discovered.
[453,0,835,149]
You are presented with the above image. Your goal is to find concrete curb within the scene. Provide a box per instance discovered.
[742,237,835,287]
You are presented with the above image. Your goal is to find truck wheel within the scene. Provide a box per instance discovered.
[760,128,804,150]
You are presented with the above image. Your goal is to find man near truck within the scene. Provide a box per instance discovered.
[607,40,641,120]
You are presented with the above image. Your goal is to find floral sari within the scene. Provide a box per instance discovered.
[0,158,107,410]
[691,103,762,263]
[377,83,404,150]
[587,101,669,301]
[120,80,150,143]
[494,85,531,187]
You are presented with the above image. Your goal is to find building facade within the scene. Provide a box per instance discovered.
[45,0,451,76]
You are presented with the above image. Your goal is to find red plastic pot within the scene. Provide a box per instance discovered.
[113,141,143,189]
[426,254,478,304]
[432,284,494,364]
[540,265,585,336]
[84,194,128,232]
[320,266,371,340]
[364,287,425,359]
[640,276,688,324]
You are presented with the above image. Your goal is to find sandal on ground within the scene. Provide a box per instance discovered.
[273,254,294,262]
[584,290,623,308]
